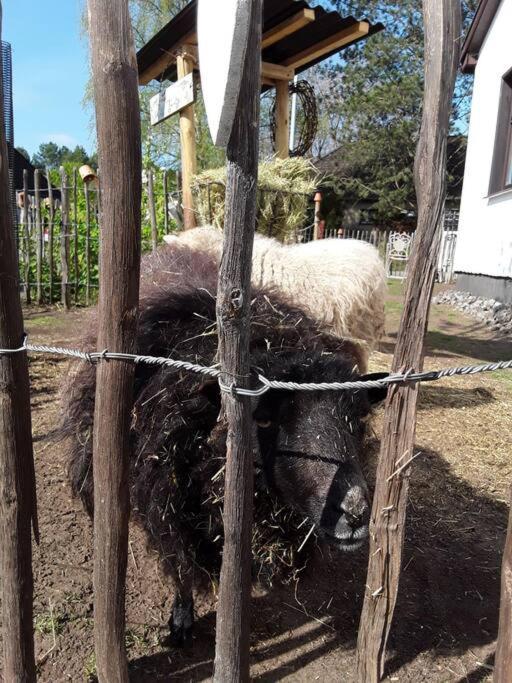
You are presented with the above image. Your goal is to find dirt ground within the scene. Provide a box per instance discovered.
[1,281,511,682]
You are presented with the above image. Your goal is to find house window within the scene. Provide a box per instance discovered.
[489,68,512,195]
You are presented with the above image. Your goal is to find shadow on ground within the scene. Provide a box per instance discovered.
[128,443,507,681]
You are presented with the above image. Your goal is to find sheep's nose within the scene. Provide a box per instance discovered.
[341,486,370,528]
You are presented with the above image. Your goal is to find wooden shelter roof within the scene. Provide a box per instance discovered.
[137,0,384,85]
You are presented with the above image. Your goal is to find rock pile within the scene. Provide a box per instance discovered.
[433,290,512,337]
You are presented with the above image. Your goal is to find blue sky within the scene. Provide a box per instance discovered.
[3,0,93,157]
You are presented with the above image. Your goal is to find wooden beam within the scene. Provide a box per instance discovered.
[261,8,315,49]
[275,80,290,158]
[261,61,294,82]
[284,21,370,70]
[138,30,196,85]
[177,49,197,230]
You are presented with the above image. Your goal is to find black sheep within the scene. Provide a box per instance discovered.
[61,242,387,645]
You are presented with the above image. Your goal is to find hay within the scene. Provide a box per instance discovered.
[191,157,318,242]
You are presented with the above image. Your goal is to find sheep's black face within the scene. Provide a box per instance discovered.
[253,360,387,553]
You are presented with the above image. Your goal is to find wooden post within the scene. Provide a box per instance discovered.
[495,487,512,682]
[88,1,142,681]
[22,170,31,304]
[355,3,461,681]
[60,167,71,310]
[275,79,290,159]
[0,4,38,679]
[46,168,54,305]
[163,169,169,234]
[34,169,43,304]
[84,181,92,306]
[73,167,79,304]
[313,191,322,240]
[213,2,262,681]
[147,168,158,251]
[177,48,197,230]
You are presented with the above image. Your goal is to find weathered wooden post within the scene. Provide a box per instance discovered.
[73,167,79,304]
[46,168,54,304]
[34,168,43,304]
[176,47,197,230]
[0,3,38,680]
[60,167,71,310]
[84,180,92,306]
[147,168,158,251]
[22,170,31,304]
[355,2,461,681]
[198,0,262,679]
[87,0,142,680]
[495,490,512,681]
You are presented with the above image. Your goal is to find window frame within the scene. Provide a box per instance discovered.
[489,67,512,195]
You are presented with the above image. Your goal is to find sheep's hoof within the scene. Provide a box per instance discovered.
[166,596,194,648]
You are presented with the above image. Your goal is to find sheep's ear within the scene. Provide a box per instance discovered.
[360,372,389,406]
[198,378,221,409]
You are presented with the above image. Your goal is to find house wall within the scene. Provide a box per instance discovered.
[455,0,512,302]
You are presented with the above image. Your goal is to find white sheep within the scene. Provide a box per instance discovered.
[163,226,386,359]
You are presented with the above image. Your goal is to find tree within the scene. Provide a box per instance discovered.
[32,142,96,169]
[306,0,478,220]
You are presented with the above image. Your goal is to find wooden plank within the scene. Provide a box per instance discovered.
[46,168,54,304]
[60,167,71,310]
[212,2,262,680]
[284,22,369,70]
[262,8,315,49]
[275,79,290,158]
[495,488,512,682]
[261,61,294,82]
[177,50,197,230]
[150,73,195,125]
[0,3,38,678]
[87,1,142,680]
[147,169,158,251]
[34,169,43,304]
[22,170,31,304]
[163,169,169,234]
[355,2,461,681]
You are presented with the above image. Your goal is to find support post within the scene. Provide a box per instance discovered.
[147,168,158,251]
[313,191,322,240]
[87,1,142,681]
[177,48,197,230]
[34,169,43,304]
[60,167,71,310]
[275,79,290,159]
[495,487,512,682]
[213,1,262,681]
[355,3,461,681]
[0,4,38,679]
[22,170,31,304]
[46,168,54,304]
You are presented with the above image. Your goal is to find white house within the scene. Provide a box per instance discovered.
[455,0,512,303]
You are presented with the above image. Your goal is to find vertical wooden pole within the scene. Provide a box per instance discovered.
[213,2,262,681]
[22,170,31,304]
[163,169,169,234]
[34,169,43,304]
[84,181,92,306]
[147,169,158,251]
[60,167,71,310]
[0,4,38,679]
[46,169,54,305]
[355,3,461,682]
[313,191,322,240]
[88,1,142,681]
[275,79,290,159]
[495,488,512,682]
[177,49,197,230]
[73,167,79,304]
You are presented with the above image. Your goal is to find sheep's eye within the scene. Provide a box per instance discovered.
[256,419,272,429]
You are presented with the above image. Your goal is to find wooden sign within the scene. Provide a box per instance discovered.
[198,0,252,147]
[149,73,195,126]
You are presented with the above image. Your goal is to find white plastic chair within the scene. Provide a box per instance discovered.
[385,232,412,280]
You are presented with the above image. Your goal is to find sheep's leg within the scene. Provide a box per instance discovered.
[161,544,195,648]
